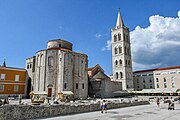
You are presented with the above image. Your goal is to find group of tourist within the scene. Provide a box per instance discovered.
[156,97,175,110]
[0,98,9,106]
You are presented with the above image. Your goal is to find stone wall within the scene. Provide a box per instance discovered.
[0,101,149,120]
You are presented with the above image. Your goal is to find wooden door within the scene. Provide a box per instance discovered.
[48,88,52,97]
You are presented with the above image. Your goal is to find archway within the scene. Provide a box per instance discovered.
[26,77,32,98]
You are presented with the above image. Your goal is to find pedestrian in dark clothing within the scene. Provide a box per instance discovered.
[3,98,9,105]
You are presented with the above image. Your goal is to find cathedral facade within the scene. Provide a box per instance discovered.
[26,39,88,99]
[111,9,134,90]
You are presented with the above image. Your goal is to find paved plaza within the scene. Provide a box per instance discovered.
[38,102,180,120]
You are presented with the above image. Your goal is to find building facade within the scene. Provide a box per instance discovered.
[26,39,88,99]
[111,9,133,90]
[133,66,180,93]
[88,64,122,98]
[133,69,156,91]
[0,62,27,97]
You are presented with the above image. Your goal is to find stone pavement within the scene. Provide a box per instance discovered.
[38,102,180,120]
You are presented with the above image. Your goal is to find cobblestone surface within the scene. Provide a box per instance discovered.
[39,102,180,120]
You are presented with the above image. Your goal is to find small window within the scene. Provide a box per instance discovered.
[123,33,125,41]
[59,44,61,47]
[143,85,146,89]
[156,78,159,82]
[120,72,123,79]
[0,74,5,80]
[64,83,67,89]
[172,83,175,88]
[114,35,117,42]
[15,75,20,81]
[128,60,131,66]
[163,77,166,82]
[124,47,127,54]
[150,84,153,88]
[82,83,84,89]
[14,85,19,92]
[30,64,32,68]
[116,72,119,79]
[115,47,118,54]
[118,34,121,41]
[164,83,167,88]
[157,84,159,88]
[143,79,145,83]
[115,60,118,66]
[119,47,122,54]
[126,35,129,42]
[119,59,122,65]
[27,64,29,69]
[48,57,53,66]
[149,79,152,83]
[76,83,78,89]
[0,85,4,91]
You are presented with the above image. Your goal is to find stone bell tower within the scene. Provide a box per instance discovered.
[111,9,133,90]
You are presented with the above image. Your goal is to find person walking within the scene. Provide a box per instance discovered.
[103,100,107,113]
[156,97,160,108]
[3,98,9,105]
[101,100,107,113]
[100,98,104,113]
[0,99,3,106]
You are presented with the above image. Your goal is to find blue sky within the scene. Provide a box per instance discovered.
[0,0,180,75]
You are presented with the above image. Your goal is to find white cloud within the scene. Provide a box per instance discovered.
[101,40,111,51]
[95,33,102,39]
[178,10,180,18]
[131,10,180,70]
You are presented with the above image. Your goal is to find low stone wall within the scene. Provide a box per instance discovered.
[0,101,149,120]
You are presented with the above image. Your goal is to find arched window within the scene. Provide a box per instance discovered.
[40,54,43,66]
[124,46,127,54]
[128,60,131,66]
[126,35,129,42]
[115,60,118,66]
[119,59,122,65]
[120,72,123,79]
[118,33,121,41]
[114,47,118,54]
[48,56,53,66]
[127,48,129,55]
[126,60,128,65]
[119,46,122,54]
[27,64,29,69]
[37,55,40,67]
[116,72,119,79]
[114,35,117,42]
[123,33,126,41]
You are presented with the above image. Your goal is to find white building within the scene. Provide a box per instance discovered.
[26,39,88,99]
[111,9,134,90]
[133,66,180,94]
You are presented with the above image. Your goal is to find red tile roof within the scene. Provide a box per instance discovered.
[156,66,180,71]
[133,65,180,73]
[133,69,156,73]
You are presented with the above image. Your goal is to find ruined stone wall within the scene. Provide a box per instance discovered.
[103,80,122,98]
[0,101,149,120]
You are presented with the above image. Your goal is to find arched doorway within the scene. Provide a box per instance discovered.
[26,77,32,98]
[47,84,53,97]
